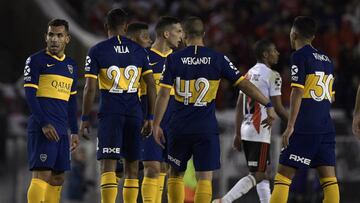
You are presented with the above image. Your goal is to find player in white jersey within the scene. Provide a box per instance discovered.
[213,40,288,203]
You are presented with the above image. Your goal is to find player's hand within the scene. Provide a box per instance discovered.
[79,121,91,140]
[352,115,360,139]
[153,125,165,149]
[262,107,275,129]
[282,126,294,147]
[141,120,153,138]
[233,132,242,151]
[42,124,59,142]
[70,134,80,152]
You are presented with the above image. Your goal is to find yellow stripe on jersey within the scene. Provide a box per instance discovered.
[36,74,73,101]
[150,48,173,57]
[140,73,175,96]
[98,67,142,91]
[142,69,153,76]
[24,83,39,89]
[233,76,245,86]
[302,73,334,101]
[291,83,305,89]
[70,91,77,95]
[174,79,220,104]
[46,51,66,61]
[85,74,98,79]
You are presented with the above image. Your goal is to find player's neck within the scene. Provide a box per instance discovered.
[258,60,271,68]
[152,40,171,54]
[295,40,311,50]
[46,48,65,59]
[108,30,125,39]
[186,38,204,46]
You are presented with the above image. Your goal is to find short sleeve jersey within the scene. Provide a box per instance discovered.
[84,36,153,118]
[24,50,78,134]
[290,45,335,134]
[160,45,244,135]
[240,63,282,143]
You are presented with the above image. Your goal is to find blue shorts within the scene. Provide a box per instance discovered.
[97,114,142,161]
[167,133,220,172]
[279,132,335,168]
[27,126,70,172]
[142,129,168,162]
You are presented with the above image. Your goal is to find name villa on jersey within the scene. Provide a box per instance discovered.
[181,57,211,65]
[114,45,129,54]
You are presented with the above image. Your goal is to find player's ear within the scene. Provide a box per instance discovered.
[65,33,71,44]
[163,30,170,39]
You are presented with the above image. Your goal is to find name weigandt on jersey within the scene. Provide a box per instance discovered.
[181,57,211,65]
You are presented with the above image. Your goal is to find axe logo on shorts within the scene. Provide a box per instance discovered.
[289,154,311,165]
[40,154,47,162]
[102,147,120,154]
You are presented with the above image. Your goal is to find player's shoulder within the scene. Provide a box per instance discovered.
[64,56,78,67]
[27,50,46,62]
[121,36,145,52]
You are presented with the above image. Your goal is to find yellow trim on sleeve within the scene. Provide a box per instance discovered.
[142,69,153,76]
[70,91,77,95]
[332,91,335,95]
[159,83,173,89]
[24,84,39,89]
[291,83,305,89]
[233,76,245,86]
[84,74,98,79]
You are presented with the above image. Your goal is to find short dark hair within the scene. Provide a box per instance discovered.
[293,16,317,39]
[182,16,204,39]
[105,8,128,31]
[254,39,273,61]
[48,19,69,32]
[155,16,180,36]
[127,22,148,36]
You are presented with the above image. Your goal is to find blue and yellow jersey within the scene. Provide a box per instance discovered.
[160,45,244,134]
[140,48,175,125]
[84,35,153,117]
[140,48,175,96]
[290,45,335,134]
[23,50,77,134]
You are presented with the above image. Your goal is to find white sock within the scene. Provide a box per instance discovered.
[222,174,256,203]
[256,179,271,203]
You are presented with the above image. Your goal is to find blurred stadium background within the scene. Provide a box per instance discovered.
[1,0,360,202]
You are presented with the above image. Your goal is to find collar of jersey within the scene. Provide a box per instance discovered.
[46,51,66,61]
[150,47,173,58]
[255,62,270,69]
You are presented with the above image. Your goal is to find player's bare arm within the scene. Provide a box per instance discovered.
[238,79,275,128]
[70,134,80,152]
[282,87,303,147]
[352,84,360,139]
[271,95,289,123]
[234,93,244,151]
[153,86,171,149]
[79,77,97,139]
[141,72,157,136]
